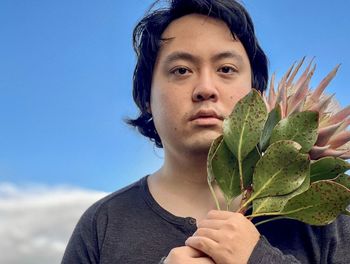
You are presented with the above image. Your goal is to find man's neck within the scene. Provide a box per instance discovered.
[147,148,241,221]
[161,147,209,185]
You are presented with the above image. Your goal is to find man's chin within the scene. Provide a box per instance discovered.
[187,134,222,153]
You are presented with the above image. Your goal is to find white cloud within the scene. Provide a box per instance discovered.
[0,182,107,264]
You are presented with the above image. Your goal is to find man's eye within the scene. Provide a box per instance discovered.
[218,66,236,74]
[171,67,191,76]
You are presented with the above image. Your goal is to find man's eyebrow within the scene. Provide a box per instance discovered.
[162,51,244,65]
[211,51,244,63]
[163,51,200,65]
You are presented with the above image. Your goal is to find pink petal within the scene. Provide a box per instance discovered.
[309,65,340,102]
[275,81,287,118]
[316,122,343,146]
[309,145,348,160]
[262,94,270,112]
[326,105,350,126]
[337,118,350,132]
[287,77,311,114]
[309,145,330,160]
[340,151,350,159]
[294,61,315,94]
[321,148,348,157]
[282,83,288,118]
[328,130,350,149]
[319,113,333,127]
[288,97,306,116]
[286,58,305,87]
[268,73,276,109]
[276,77,286,102]
[309,94,334,114]
[282,63,295,83]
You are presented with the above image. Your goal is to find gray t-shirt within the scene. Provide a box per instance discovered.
[62,176,350,263]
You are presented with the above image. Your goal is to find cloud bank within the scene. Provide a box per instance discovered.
[0,182,107,264]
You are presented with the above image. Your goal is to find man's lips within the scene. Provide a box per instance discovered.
[189,110,225,125]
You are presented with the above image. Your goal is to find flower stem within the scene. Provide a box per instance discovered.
[254,216,286,226]
[238,159,244,192]
[238,194,256,212]
[256,145,262,157]
[208,180,221,210]
[245,211,282,218]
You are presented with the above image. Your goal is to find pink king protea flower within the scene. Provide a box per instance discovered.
[263,58,350,160]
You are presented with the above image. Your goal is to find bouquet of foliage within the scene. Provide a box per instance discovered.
[207,58,350,226]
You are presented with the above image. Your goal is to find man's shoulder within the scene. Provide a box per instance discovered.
[80,176,148,224]
[99,176,145,204]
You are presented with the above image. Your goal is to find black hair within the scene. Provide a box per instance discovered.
[126,0,268,148]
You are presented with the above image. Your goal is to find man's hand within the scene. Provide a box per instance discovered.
[163,245,215,264]
[185,210,260,264]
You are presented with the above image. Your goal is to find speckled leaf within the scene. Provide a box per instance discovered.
[208,136,241,200]
[242,147,261,189]
[253,174,310,214]
[280,181,350,225]
[259,106,282,152]
[270,111,319,153]
[207,136,222,183]
[310,157,350,182]
[333,173,350,189]
[223,89,267,162]
[250,140,309,200]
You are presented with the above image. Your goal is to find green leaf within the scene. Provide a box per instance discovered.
[253,173,310,214]
[208,136,241,201]
[259,105,282,152]
[333,173,350,189]
[250,140,309,201]
[242,147,261,189]
[270,111,319,153]
[207,136,225,210]
[280,180,350,226]
[207,136,222,183]
[223,89,267,162]
[310,157,350,182]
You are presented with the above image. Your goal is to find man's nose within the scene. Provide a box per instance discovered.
[192,71,219,102]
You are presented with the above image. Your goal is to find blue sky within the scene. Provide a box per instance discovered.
[1,0,349,192]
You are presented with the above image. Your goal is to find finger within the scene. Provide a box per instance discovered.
[193,228,220,242]
[185,236,218,257]
[206,209,238,220]
[175,246,207,258]
[197,219,225,229]
[194,257,215,264]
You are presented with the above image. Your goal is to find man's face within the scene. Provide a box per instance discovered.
[150,14,252,156]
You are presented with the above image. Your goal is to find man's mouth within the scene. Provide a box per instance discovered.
[189,110,224,125]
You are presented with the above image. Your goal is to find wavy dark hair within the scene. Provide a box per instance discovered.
[126,0,269,148]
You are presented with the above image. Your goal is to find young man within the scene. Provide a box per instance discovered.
[62,1,350,263]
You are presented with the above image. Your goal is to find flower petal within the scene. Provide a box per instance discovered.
[309,94,334,114]
[310,145,348,160]
[309,145,330,159]
[316,122,343,146]
[328,131,350,149]
[340,151,350,159]
[326,105,350,126]
[309,65,340,103]
[268,73,276,109]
